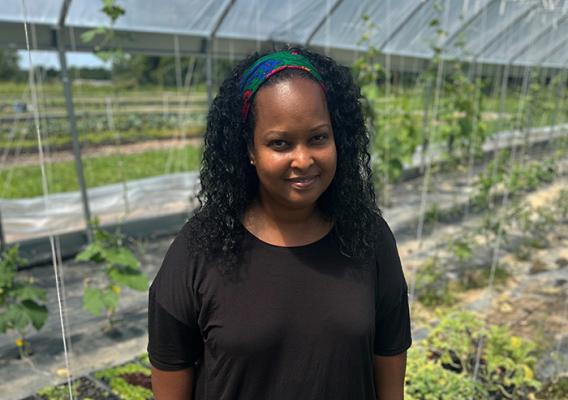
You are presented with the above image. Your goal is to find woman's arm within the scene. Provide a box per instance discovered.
[151,367,194,400]
[373,352,407,400]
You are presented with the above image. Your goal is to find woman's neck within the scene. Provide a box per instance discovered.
[242,196,332,246]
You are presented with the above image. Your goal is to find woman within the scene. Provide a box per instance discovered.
[148,47,412,399]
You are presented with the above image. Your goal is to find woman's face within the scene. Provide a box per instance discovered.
[249,76,337,211]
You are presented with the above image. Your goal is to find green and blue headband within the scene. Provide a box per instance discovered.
[239,50,324,122]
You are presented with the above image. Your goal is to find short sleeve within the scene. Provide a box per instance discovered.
[147,223,204,370]
[373,216,412,356]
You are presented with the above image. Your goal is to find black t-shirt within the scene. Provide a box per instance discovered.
[148,216,411,400]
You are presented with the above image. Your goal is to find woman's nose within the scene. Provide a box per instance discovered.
[290,146,315,170]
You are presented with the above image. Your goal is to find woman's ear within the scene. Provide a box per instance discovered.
[247,144,256,166]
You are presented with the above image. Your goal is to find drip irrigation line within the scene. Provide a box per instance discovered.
[21,1,74,399]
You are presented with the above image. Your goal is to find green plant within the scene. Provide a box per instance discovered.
[448,238,473,264]
[352,15,421,205]
[471,149,509,210]
[438,62,487,165]
[75,220,148,329]
[95,362,153,400]
[537,376,568,400]
[457,263,510,290]
[406,310,541,399]
[406,346,485,400]
[415,257,454,307]
[506,159,556,194]
[0,246,48,357]
[424,203,441,223]
[81,0,126,64]
[37,377,114,399]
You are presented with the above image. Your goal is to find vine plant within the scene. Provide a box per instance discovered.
[75,219,148,331]
[0,246,48,357]
[353,15,421,205]
[81,0,126,63]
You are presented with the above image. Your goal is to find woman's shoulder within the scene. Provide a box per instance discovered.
[152,216,206,285]
[369,211,395,246]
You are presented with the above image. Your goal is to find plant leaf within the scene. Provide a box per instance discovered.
[109,266,148,291]
[6,304,29,333]
[101,288,120,313]
[104,248,139,269]
[75,243,105,263]
[83,286,106,316]
[13,284,46,302]
[21,300,48,331]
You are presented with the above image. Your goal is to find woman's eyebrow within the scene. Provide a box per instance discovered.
[310,123,331,131]
[264,123,331,137]
[264,130,289,139]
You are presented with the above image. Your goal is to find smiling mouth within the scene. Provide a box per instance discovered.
[286,175,319,189]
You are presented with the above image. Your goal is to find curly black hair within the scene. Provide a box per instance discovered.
[188,46,381,273]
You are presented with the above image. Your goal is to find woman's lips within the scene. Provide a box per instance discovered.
[286,175,319,189]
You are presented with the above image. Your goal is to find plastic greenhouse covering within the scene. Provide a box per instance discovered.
[1,0,568,68]
[0,173,200,243]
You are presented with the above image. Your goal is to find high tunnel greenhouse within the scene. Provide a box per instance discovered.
[1,0,568,399]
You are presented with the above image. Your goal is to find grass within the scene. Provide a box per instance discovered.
[0,144,202,199]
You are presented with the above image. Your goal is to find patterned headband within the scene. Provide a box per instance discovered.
[239,50,324,122]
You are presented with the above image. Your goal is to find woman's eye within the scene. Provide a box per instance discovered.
[269,140,288,150]
[312,134,328,143]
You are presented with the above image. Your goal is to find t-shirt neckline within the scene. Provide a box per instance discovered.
[241,222,334,250]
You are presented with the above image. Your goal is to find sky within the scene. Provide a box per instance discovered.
[17,50,111,70]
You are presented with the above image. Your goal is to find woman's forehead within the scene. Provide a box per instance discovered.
[253,77,329,124]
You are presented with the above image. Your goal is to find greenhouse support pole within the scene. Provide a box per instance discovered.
[56,0,93,242]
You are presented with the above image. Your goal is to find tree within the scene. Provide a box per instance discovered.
[0,49,21,81]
